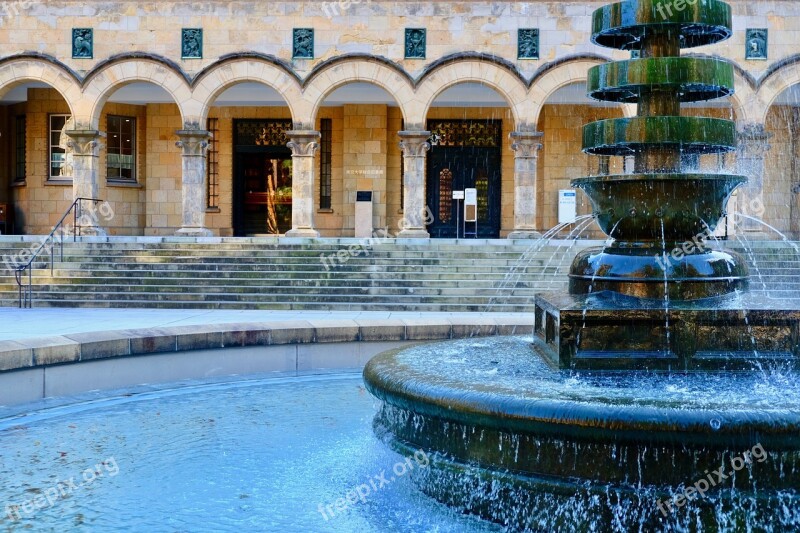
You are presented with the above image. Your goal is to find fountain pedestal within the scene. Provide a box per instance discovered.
[534,292,800,371]
[365,1,800,529]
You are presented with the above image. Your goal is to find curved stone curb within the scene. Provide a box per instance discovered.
[0,317,534,374]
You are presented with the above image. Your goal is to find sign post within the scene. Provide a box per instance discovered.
[452,190,465,239]
[464,188,478,238]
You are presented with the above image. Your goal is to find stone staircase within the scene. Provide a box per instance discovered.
[727,241,800,300]
[0,237,594,312]
[1,237,797,311]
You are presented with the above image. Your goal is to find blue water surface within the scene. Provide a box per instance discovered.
[0,374,499,532]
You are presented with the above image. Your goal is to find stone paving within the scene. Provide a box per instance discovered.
[0,308,532,341]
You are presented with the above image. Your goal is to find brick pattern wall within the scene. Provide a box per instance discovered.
[342,104,388,235]
[144,103,183,235]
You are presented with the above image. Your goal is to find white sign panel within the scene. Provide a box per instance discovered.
[464,188,477,205]
[558,189,577,224]
[452,190,465,200]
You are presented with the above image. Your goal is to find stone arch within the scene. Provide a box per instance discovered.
[728,83,754,124]
[415,59,529,130]
[529,57,612,126]
[192,58,303,124]
[81,58,193,129]
[0,56,82,116]
[754,58,800,125]
[302,58,415,128]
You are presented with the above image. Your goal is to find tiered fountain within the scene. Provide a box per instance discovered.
[365,1,800,529]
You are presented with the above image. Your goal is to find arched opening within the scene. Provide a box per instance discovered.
[202,82,294,237]
[96,82,185,236]
[424,82,512,238]
[763,84,800,237]
[315,82,404,237]
[535,81,626,236]
[1,80,75,234]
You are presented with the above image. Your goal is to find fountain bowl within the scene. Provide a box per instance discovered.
[570,173,745,242]
[364,337,800,530]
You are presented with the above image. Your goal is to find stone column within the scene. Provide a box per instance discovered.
[285,130,321,237]
[65,129,106,236]
[736,123,772,233]
[508,131,544,239]
[175,130,213,237]
[397,131,431,238]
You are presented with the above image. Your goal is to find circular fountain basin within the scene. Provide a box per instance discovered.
[364,337,800,530]
[582,117,737,156]
[587,57,735,103]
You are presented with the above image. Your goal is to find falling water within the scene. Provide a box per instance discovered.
[484,214,596,311]
[576,217,625,349]
[659,218,671,355]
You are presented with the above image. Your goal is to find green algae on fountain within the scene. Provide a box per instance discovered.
[569,0,748,301]
[530,0,800,372]
[365,1,800,530]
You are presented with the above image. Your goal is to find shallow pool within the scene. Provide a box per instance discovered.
[0,374,499,532]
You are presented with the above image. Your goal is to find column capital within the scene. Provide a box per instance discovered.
[175,129,211,156]
[65,129,103,157]
[737,122,772,141]
[398,130,431,157]
[509,131,544,158]
[737,123,772,157]
[286,130,320,156]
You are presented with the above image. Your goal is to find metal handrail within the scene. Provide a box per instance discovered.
[14,197,103,308]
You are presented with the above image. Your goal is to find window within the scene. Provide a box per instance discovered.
[106,115,136,182]
[206,118,219,209]
[319,118,332,209]
[13,115,25,183]
[49,114,72,180]
[438,168,453,223]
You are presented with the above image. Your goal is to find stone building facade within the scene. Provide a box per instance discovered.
[0,1,798,238]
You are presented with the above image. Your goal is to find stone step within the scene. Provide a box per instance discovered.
[23,258,562,270]
[0,299,535,313]
[3,278,566,292]
[0,275,564,287]
[13,265,566,278]
[4,237,798,311]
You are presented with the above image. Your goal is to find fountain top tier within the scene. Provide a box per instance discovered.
[568,0,749,301]
[591,0,733,51]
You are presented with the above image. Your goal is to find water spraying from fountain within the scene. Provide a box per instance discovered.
[365,1,800,529]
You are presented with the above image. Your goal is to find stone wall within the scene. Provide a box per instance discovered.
[764,106,800,236]
[0,1,799,237]
[2,1,797,80]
